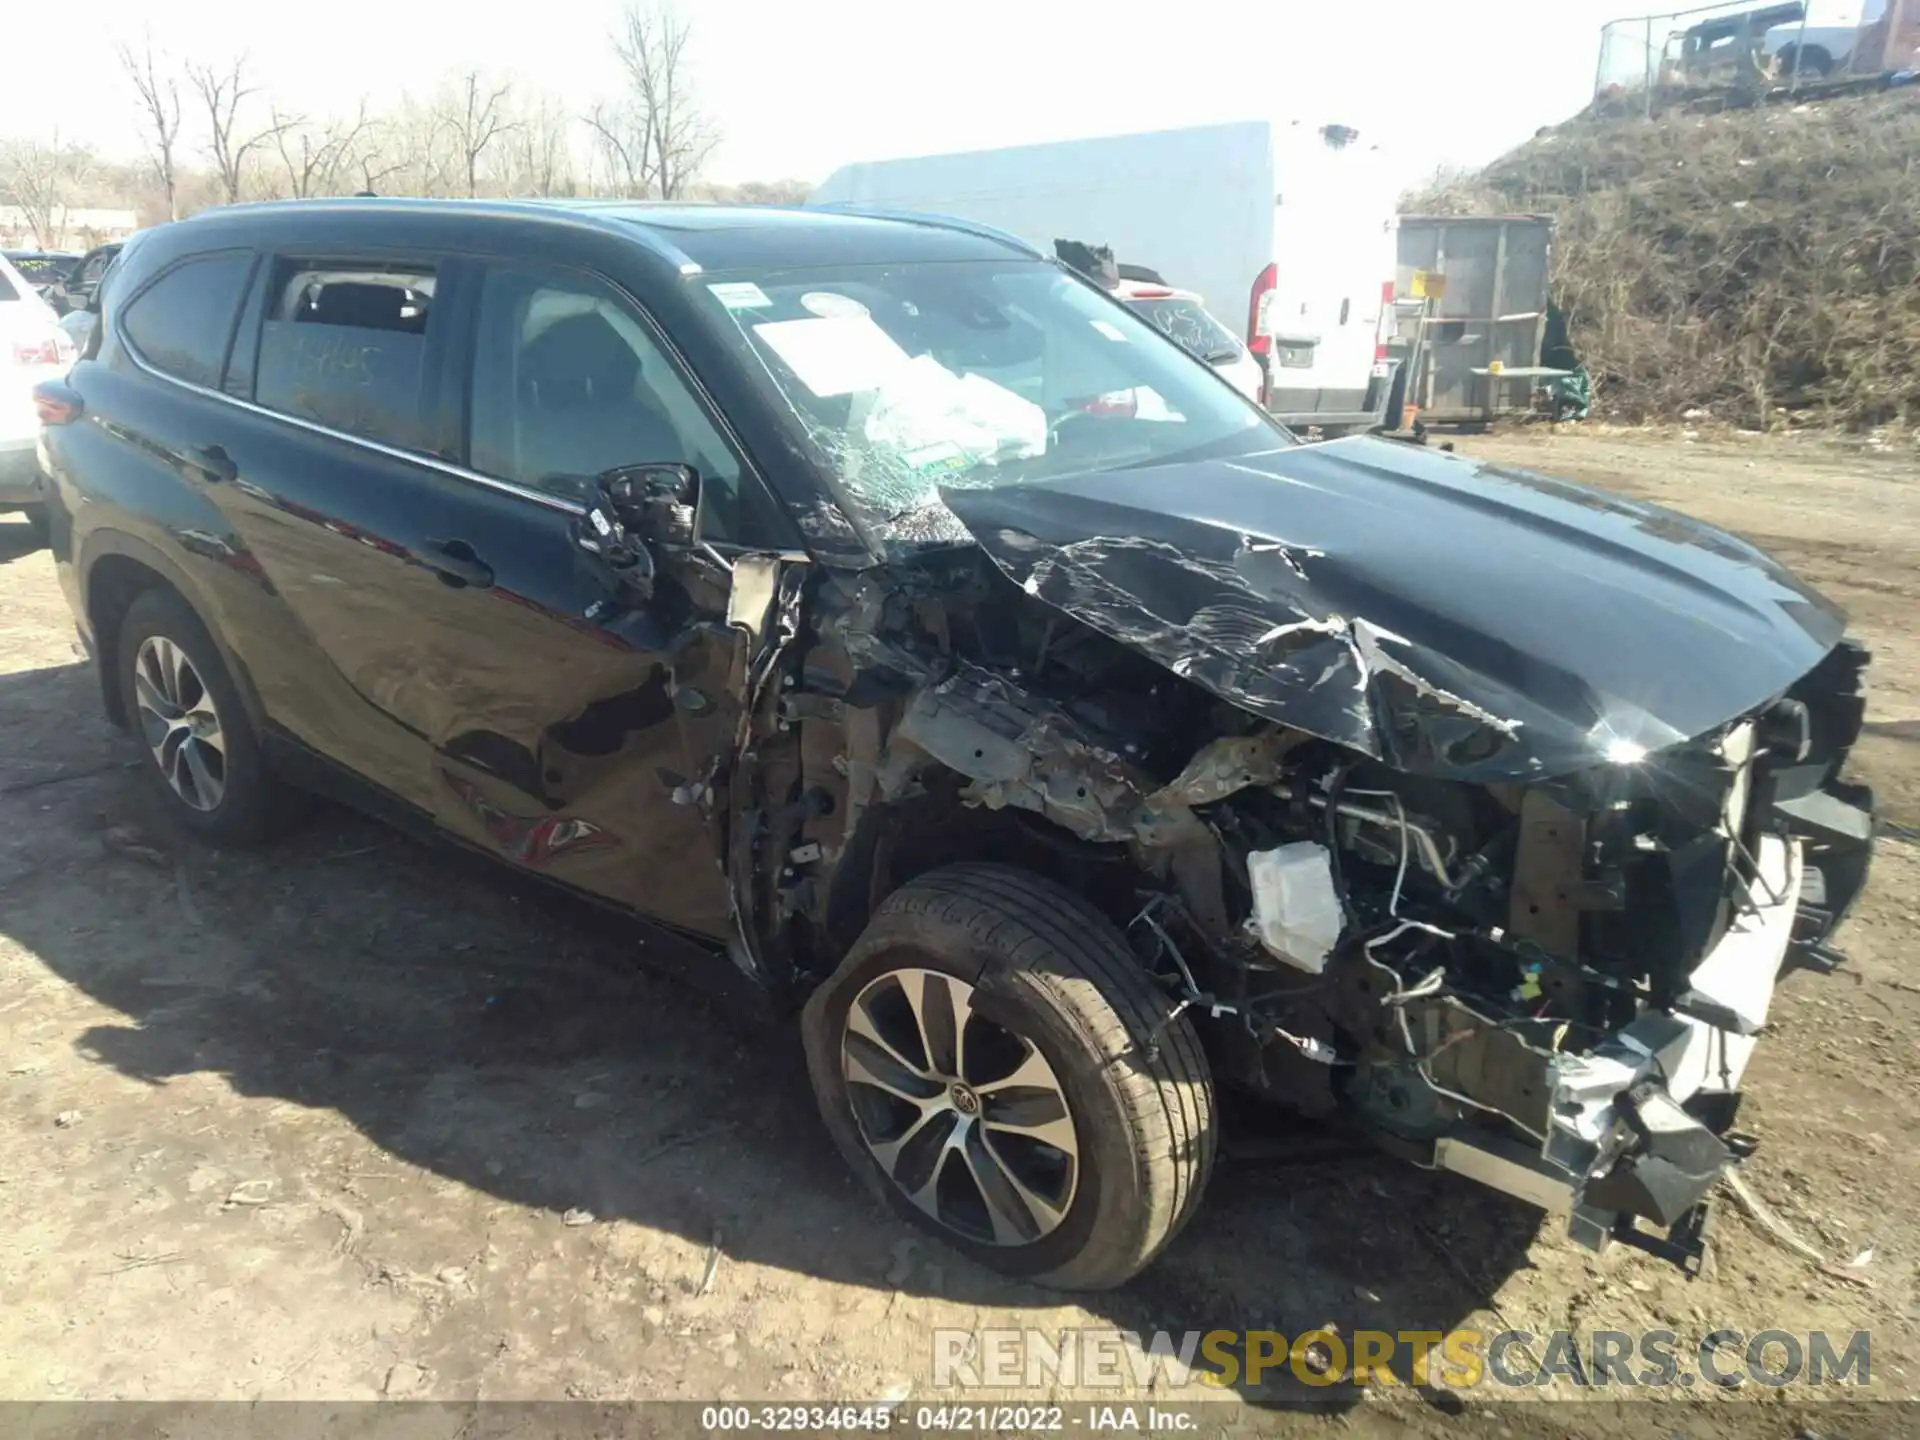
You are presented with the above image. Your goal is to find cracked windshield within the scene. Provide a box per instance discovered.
[698,261,1285,548]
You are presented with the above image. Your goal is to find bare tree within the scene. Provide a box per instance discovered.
[270,102,376,199]
[584,99,650,198]
[0,134,97,247]
[371,96,452,197]
[186,55,294,203]
[119,37,183,220]
[346,115,407,196]
[438,72,515,198]
[726,178,812,206]
[586,0,717,200]
[497,93,574,197]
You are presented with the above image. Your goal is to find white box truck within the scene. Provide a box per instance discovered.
[809,120,1401,431]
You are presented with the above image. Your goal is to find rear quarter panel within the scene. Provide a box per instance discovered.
[44,353,281,727]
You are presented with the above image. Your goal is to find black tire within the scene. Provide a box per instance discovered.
[117,587,292,846]
[1780,44,1832,78]
[1383,360,1411,433]
[22,506,50,547]
[802,863,1216,1291]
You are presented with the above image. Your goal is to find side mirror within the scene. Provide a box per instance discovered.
[573,493,657,605]
[571,464,703,614]
[604,463,699,547]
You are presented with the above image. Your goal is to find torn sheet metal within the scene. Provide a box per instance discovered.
[939,437,1847,783]
[1145,732,1307,810]
[888,662,1153,843]
[883,671,1306,851]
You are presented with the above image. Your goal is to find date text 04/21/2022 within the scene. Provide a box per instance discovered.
[697,1404,1198,1432]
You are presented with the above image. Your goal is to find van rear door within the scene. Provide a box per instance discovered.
[1258,127,1397,427]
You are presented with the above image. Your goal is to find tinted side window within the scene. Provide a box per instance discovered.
[1127,297,1242,363]
[119,252,253,389]
[468,266,741,503]
[254,261,437,452]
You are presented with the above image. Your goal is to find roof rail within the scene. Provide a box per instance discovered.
[809,203,1042,259]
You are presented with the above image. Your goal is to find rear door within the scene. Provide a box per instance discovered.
[194,250,487,813]
[1263,131,1397,419]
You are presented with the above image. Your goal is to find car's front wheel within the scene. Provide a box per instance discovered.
[117,587,291,846]
[803,864,1216,1290]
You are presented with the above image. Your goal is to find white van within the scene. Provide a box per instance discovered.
[809,120,1400,431]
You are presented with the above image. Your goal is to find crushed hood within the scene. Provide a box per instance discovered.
[940,436,1846,782]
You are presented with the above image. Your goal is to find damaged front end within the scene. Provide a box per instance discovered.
[729,442,1878,1277]
[674,419,1877,1278]
[870,651,1870,1274]
[1313,647,1876,1273]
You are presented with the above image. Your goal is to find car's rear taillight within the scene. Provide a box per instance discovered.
[1069,390,1140,419]
[33,380,82,426]
[1374,280,1396,362]
[11,327,74,368]
[1246,263,1277,358]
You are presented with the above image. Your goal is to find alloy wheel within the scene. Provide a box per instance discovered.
[132,635,227,812]
[842,967,1080,1247]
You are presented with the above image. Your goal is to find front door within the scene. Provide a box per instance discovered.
[413,256,800,936]
[214,250,741,935]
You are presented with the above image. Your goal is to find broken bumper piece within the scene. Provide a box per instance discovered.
[1434,834,1805,1273]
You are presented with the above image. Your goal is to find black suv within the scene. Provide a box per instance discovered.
[41,241,122,316]
[34,199,1875,1289]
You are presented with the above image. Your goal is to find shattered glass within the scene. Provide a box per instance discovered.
[690,258,1278,555]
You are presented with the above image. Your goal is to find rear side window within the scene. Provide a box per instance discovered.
[118,252,253,388]
[1125,296,1244,364]
[254,261,437,452]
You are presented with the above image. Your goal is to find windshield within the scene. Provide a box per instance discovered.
[1124,295,1243,365]
[695,259,1286,551]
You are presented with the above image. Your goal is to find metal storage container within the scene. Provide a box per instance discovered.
[1394,215,1555,426]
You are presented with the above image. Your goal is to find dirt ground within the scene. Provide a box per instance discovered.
[1,427,1916,1432]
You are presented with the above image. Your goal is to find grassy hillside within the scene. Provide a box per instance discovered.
[1408,88,1920,429]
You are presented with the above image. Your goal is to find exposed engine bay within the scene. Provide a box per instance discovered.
[720,540,1875,1273]
[566,427,1878,1277]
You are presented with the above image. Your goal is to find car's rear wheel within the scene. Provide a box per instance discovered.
[802,864,1216,1290]
[117,588,290,846]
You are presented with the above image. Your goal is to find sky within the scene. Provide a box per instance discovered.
[0,0,1655,194]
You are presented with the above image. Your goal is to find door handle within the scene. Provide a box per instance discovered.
[185,444,237,484]
[421,537,495,589]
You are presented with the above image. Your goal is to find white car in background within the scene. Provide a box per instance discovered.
[1114,278,1265,403]
[0,251,75,544]
[1766,0,1889,75]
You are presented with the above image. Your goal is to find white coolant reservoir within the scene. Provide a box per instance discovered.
[1246,841,1344,973]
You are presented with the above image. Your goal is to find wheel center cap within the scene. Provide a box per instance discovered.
[949,1083,980,1116]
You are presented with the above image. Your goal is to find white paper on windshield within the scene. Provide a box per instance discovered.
[708,281,771,310]
[753,316,912,397]
[1090,319,1129,342]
